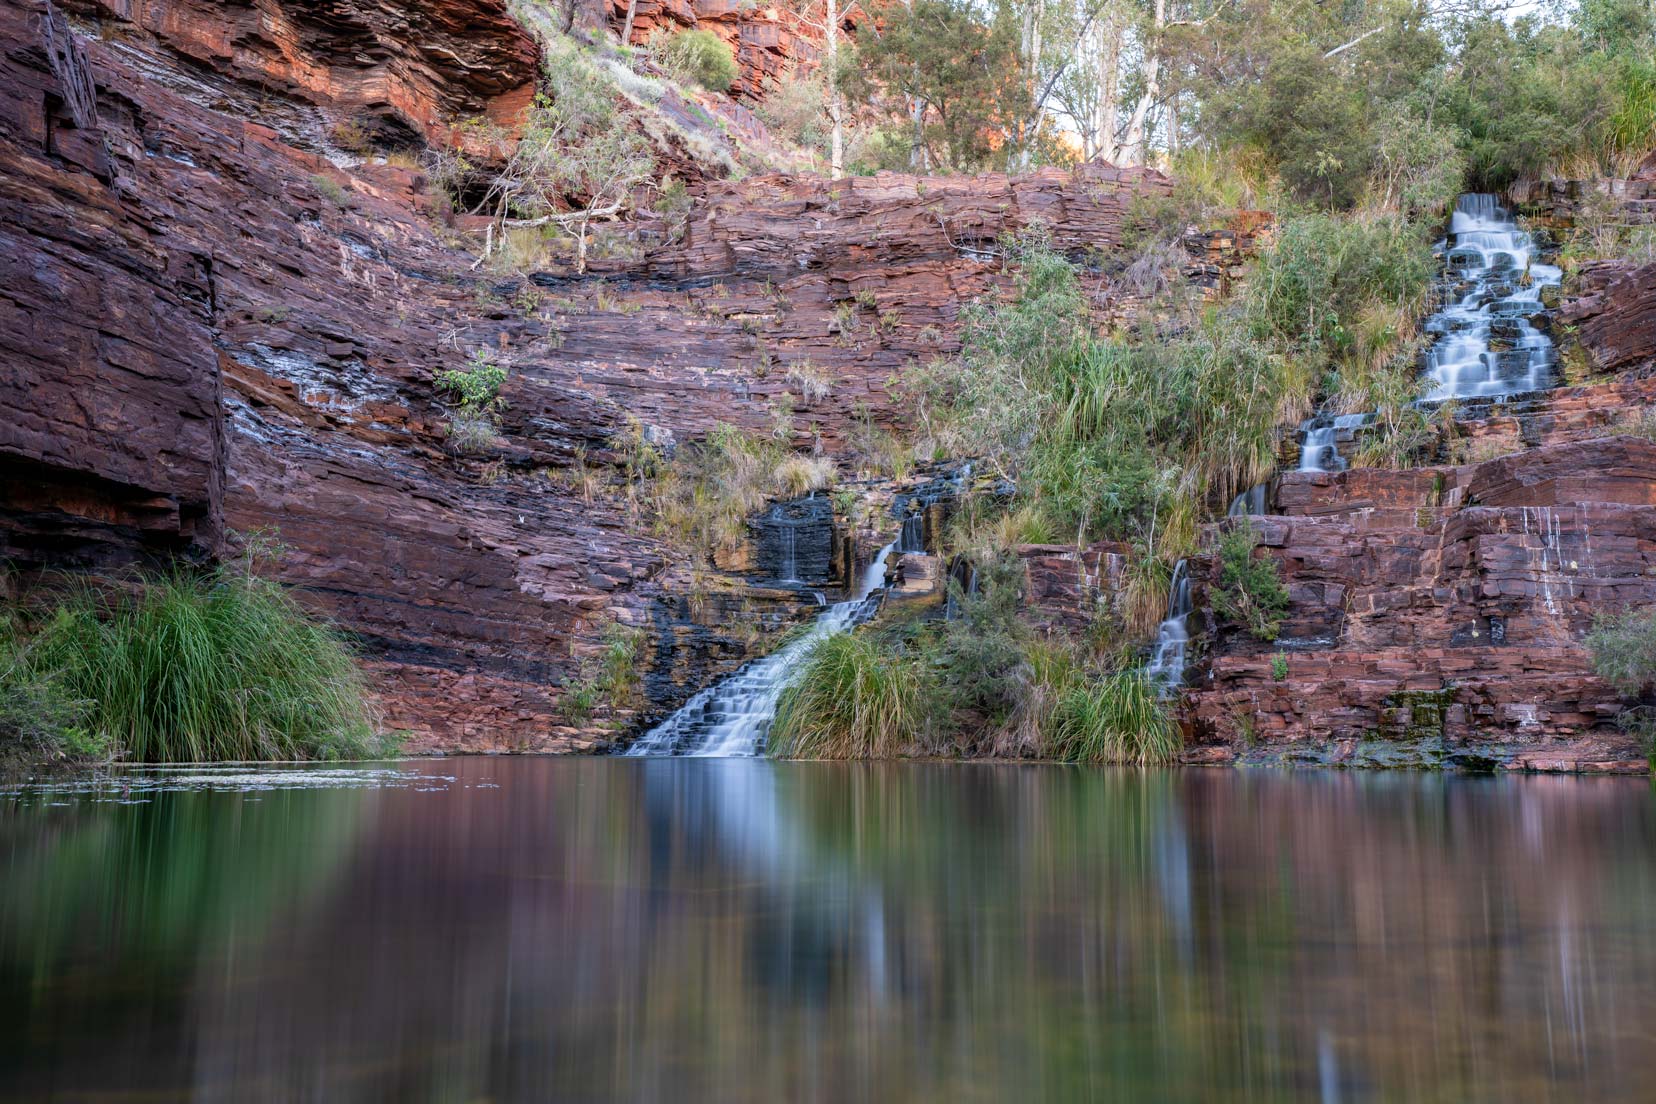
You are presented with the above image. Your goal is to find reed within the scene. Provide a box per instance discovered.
[1047,670,1181,765]
[12,567,384,763]
[770,633,924,759]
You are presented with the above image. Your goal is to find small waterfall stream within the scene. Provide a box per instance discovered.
[1146,560,1193,694]
[1424,194,1561,401]
[627,544,897,757]
[778,522,798,584]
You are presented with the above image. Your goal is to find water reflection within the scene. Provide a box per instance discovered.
[3,761,1654,1102]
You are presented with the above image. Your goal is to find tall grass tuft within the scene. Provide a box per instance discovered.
[1047,670,1181,765]
[770,633,924,759]
[14,567,385,762]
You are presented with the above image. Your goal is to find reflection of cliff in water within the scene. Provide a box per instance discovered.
[4,763,1656,1101]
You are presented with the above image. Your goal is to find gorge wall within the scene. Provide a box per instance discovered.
[5,0,1653,768]
[0,0,1197,750]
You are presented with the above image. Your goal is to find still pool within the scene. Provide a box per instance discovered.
[2,759,1654,1102]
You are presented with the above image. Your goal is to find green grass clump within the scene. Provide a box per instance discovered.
[770,632,924,759]
[1048,670,1181,766]
[5,566,386,763]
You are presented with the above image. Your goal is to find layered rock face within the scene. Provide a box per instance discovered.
[0,0,1178,750]
[1179,208,1656,770]
[1186,439,1656,772]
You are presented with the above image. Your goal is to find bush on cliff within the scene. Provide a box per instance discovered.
[1210,521,1291,642]
[1588,605,1656,696]
[650,28,738,93]
[1,557,387,764]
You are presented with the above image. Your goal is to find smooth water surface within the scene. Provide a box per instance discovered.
[3,760,1654,1102]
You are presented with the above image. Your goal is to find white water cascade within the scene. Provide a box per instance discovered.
[1423,193,1561,401]
[626,544,897,757]
[1146,559,1193,695]
[1296,413,1373,473]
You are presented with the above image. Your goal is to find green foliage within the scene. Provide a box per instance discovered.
[1048,670,1181,766]
[1271,652,1288,681]
[1210,521,1290,642]
[931,558,1031,726]
[560,622,646,724]
[845,0,1026,172]
[1587,605,1656,696]
[436,349,508,411]
[436,350,508,455]
[2,560,386,763]
[770,632,925,758]
[650,28,739,92]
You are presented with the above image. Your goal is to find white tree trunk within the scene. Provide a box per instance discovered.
[1109,0,1163,165]
[1089,7,1124,161]
[827,0,844,177]
[621,0,638,45]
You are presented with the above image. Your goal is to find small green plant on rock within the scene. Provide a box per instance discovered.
[435,349,508,455]
[309,173,353,209]
[1211,520,1290,642]
[1271,651,1289,681]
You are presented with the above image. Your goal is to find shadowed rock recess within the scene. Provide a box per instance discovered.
[4,0,1654,768]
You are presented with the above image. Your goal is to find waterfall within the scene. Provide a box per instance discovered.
[1146,560,1193,695]
[1422,194,1561,401]
[944,559,977,621]
[1228,484,1268,517]
[627,544,897,757]
[779,522,798,584]
[1296,413,1371,473]
[899,511,926,554]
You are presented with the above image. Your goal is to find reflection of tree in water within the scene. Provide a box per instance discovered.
[3,764,1656,1102]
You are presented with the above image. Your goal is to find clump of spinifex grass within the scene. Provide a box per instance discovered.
[1048,670,1181,766]
[769,632,924,759]
[10,566,387,763]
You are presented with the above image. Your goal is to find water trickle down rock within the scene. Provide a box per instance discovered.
[1147,559,1193,695]
[626,543,897,757]
[756,496,836,587]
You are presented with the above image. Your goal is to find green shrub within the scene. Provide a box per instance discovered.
[770,632,925,758]
[1047,670,1181,765]
[1211,520,1290,642]
[436,350,508,454]
[1587,605,1656,695]
[651,28,738,92]
[5,565,386,763]
[1271,651,1288,681]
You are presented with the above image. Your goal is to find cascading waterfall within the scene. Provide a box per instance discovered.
[1298,420,1340,472]
[1228,484,1269,517]
[1146,559,1193,694]
[626,544,897,757]
[1296,413,1373,473]
[1423,194,1561,401]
